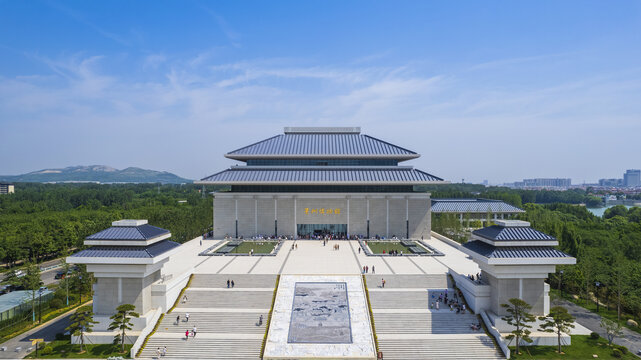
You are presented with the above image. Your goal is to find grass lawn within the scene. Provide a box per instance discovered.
[26,341,132,359]
[229,241,277,254]
[550,288,641,336]
[510,335,636,359]
[367,241,413,254]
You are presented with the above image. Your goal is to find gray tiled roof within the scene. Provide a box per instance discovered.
[463,241,570,259]
[200,166,444,184]
[473,225,555,241]
[431,199,525,213]
[71,240,180,258]
[226,133,418,158]
[86,224,169,241]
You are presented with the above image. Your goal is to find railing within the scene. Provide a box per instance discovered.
[481,311,510,359]
[130,307,162,359]
[39,264,61,272]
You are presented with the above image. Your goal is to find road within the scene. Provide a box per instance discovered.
[556,298,641,356]
[0,302,90,359]
[1,258,63,287]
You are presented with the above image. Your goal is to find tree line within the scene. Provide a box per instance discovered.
[0,183,213,267]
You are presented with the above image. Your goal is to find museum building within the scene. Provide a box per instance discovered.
[196,127,447,240]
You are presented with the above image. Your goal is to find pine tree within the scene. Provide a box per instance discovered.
[538,306,575,354]
[108,304,139,352]
[501,298,536,354]
[66,305,98,353]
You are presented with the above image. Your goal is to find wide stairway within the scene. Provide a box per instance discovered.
[365,274,504,360]
[139,274,277,359]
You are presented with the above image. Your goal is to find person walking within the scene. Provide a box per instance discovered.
[176,315,180,325]
[192,326,197,338]
[162,346,167,356]
[358,247,361,254]
[156,347,161,358]
[227,279,230,288]
[381,278,385,288]
[185,313,190,322]
[372,265,375,274]
[231,280,235,288]
[185,329,189,340]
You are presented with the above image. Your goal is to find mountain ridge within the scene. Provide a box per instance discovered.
[0,165,192,184]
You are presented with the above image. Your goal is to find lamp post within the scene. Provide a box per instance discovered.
[38,288,44,323]
[595,281,601,312]
[559,270,564,298]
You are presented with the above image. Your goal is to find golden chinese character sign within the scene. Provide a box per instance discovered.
[304,208,341,215]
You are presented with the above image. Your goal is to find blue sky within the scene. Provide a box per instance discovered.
[1,1,640,183]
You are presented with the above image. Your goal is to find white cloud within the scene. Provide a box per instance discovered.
[1,52,640,183]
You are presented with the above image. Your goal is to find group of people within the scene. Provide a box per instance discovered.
[430,290,467,314]
[291,243,298,250]
[382,249,402,256]
[155,346,167,357]
[184,326,197,339]
[226,279,235,288]
[175,313,190,324]
[333,243,341,250]
[362,265,375,274]
[468,272,483,283]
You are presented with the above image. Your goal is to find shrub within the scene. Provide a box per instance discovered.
[618,345,628,354]
[612,348,622,358]
[590,332,600,340]
[40,345,53,355]
[50,298,63,309]
[54,332,69,341]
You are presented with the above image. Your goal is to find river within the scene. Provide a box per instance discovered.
[587,205,634,217]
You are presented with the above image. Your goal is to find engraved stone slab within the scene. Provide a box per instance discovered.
[264,275,376,359]
[287,282,352,344]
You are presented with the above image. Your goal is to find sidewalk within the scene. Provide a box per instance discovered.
[556,298,641,356]
[0,301,91,359]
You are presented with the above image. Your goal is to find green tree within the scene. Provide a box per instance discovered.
[538,306,575,354]
[604,205,628,219]
[108,304,139,352]
[501,298,536,354]
[66,305,97,353]
[19,263,43,323]
[611,254,630,322]
[600,318,624,347]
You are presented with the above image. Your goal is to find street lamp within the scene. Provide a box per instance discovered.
[559,270,564,298]
[38,288,44,323]
[595,281,601,312]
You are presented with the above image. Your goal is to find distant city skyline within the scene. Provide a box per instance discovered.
[1,1,641,183]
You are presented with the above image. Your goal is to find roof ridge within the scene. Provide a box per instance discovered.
[226,134,282,155]
[361,134,417,155]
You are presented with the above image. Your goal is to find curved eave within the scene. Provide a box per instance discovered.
[194,180,450,185]
[224,153,421,161]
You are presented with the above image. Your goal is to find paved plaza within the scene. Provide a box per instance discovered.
[191,238,478,277]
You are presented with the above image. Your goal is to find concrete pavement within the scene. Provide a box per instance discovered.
[555,298,641,356]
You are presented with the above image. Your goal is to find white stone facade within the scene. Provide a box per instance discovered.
[213,192,432,240]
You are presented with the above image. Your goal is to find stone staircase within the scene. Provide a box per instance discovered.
[373,312,481,334]
[138,274,277,359]
[365,274,450,289]
[367,274,504,360]
[378,337,503,360]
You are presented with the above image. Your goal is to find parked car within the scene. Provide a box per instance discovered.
[14,270,25,278]
[54,271,65,280]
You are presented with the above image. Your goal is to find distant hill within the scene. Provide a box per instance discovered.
[0,165,192,184]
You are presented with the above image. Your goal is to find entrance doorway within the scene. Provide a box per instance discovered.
[297,224,347,239]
